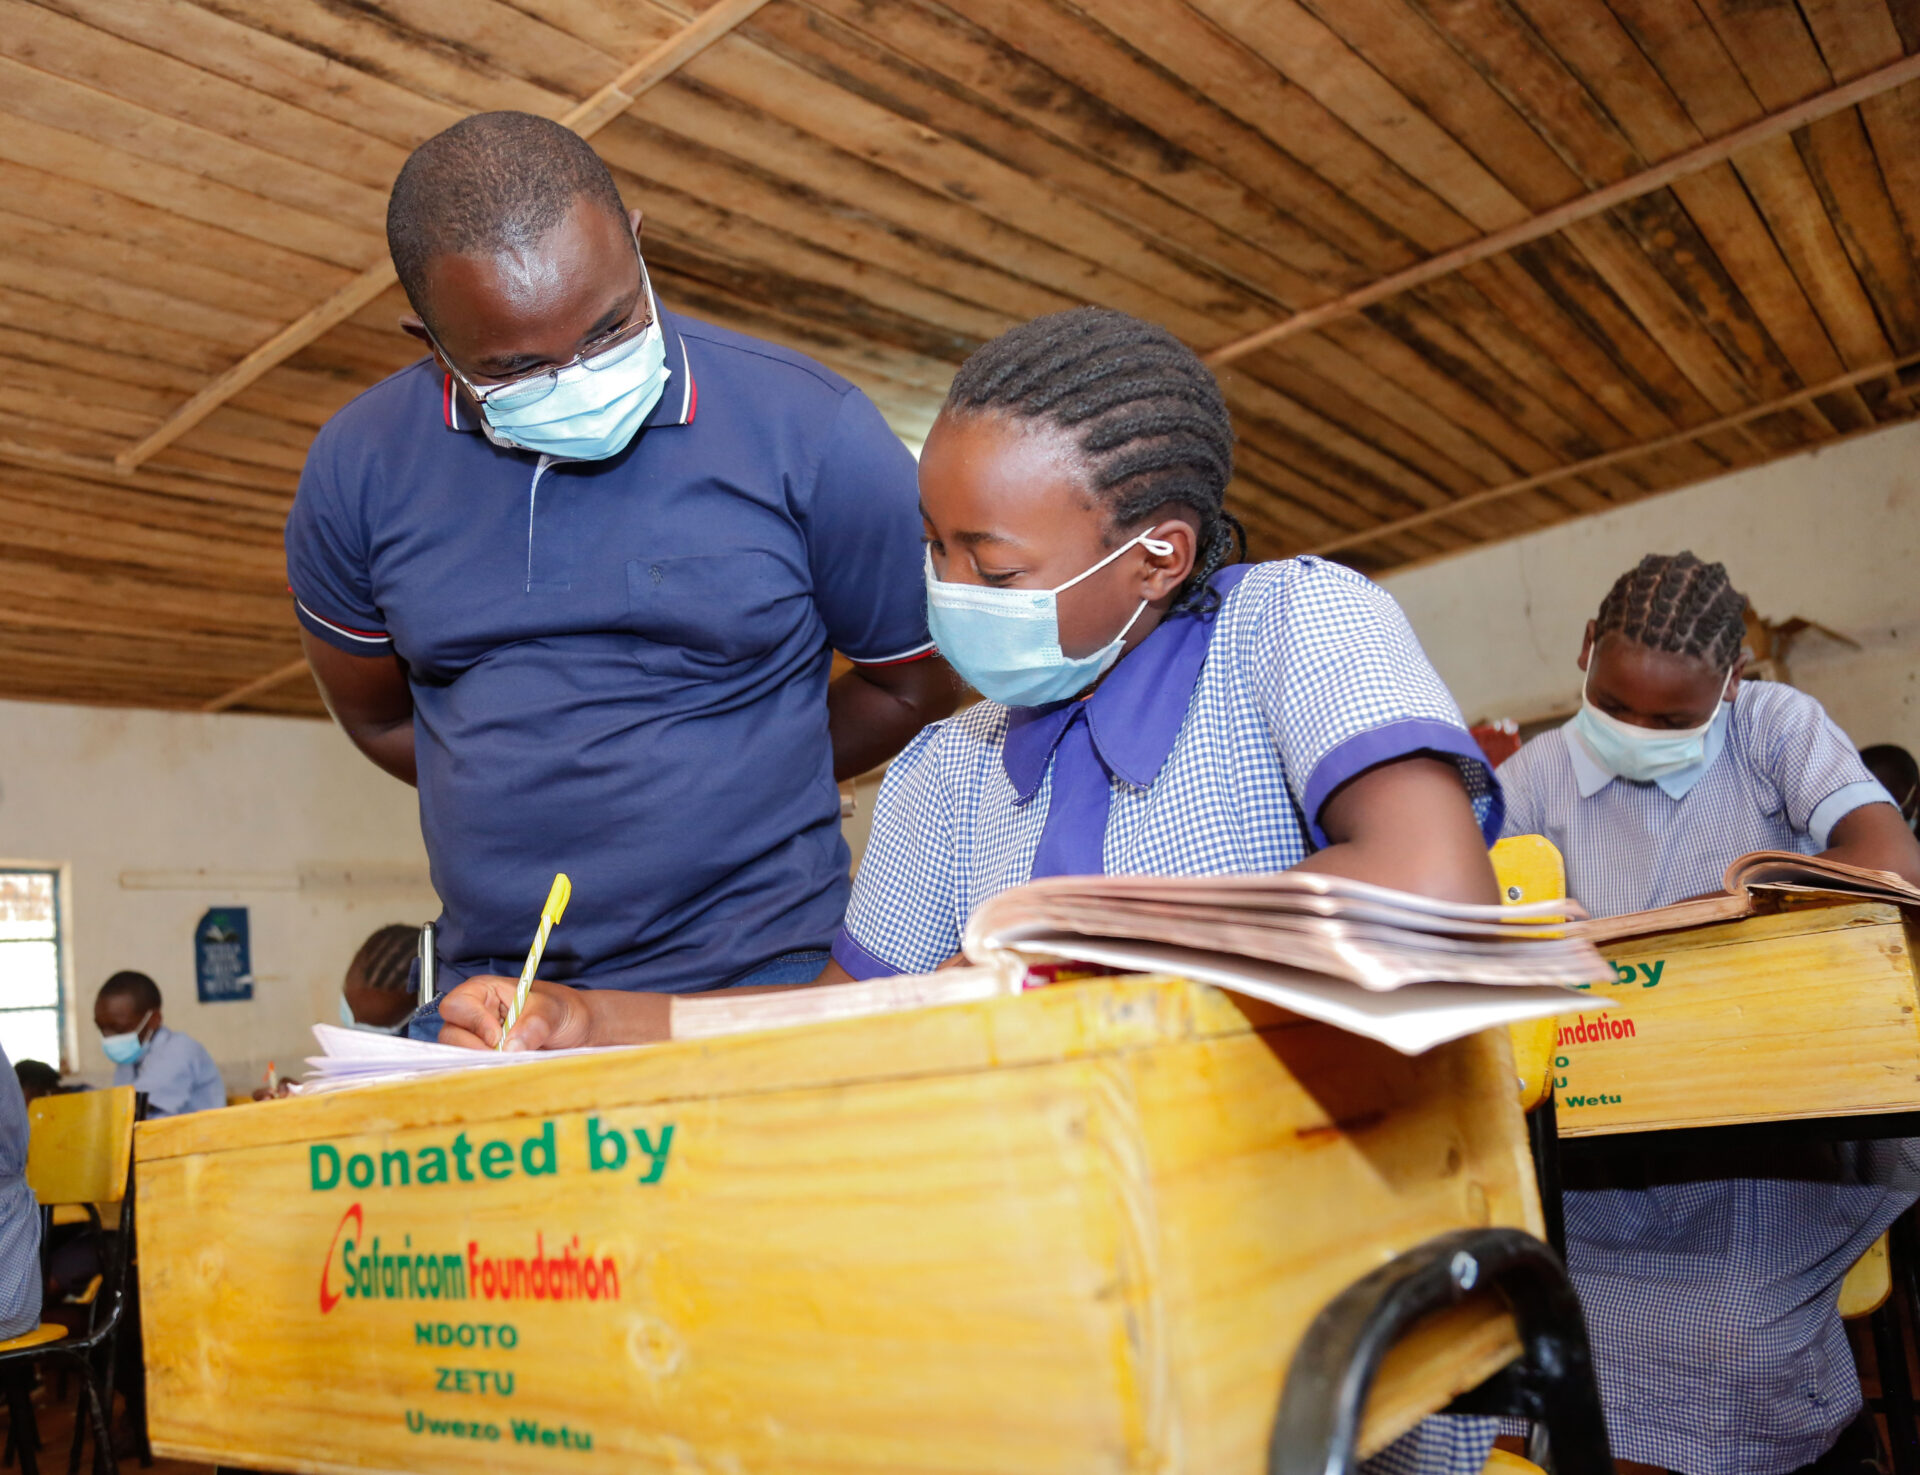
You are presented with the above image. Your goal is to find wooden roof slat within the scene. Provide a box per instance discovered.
[1204,48,1920,365]
[0,54,390,239]
[0,0,410,192]
[1185,0,1533,235]
[1023,0,1479,258]
[659,40,1281,336]
[1561,213,1760,412]
[32,0,459,150]
[114,0,775,473]
[0,110,371,272]
[1401,0,1648,190]
[1307,346,1920,555]
[0,158,351,300]
[593,115,1076,321]
[934,0,1411,277]
[754,0,1334,306]
[0,210,325,327]
[1796,109,1920,352]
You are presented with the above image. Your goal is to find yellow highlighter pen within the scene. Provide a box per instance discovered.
[498,873,572,1051]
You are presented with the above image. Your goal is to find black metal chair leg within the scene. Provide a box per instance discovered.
[1528,1094,1566,1262]
[1870,1295,1920,1475]
[5,1373,39,1475]
[1270,1227,1611,1475]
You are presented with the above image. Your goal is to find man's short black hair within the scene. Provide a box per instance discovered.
[98,970,161,1015]
[386,111,628,328]
[13,1060,59,1096]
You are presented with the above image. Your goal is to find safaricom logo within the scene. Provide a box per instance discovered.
[318,1202,623,1314]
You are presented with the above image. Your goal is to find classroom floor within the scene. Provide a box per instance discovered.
[0,1377,210,1475]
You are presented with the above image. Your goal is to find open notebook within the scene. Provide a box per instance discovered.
[295,871,1613,1092]
[1579,851,1920,945]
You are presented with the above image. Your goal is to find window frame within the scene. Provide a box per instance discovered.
[0,866,70,1073]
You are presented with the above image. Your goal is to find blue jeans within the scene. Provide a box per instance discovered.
[402,949,830,1043]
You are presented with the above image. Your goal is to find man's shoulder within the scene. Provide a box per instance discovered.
[672,312,857,406]
[155,1028,217,1067]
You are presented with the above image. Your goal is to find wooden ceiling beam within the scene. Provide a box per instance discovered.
[1305,350,1920,558]
[1204,50,1920,368]
[112,0,777,473]
[204,656,309,714]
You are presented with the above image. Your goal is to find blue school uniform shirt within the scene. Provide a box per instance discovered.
[112,1026,225,1118]
[1500,679,1913,1474]
[837,558,1501,977]
[839,557,1503,1475]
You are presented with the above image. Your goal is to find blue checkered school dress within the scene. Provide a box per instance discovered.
[1501,680,1913,1473]
[838,557,1503,1474]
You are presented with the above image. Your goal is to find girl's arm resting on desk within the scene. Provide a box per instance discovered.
[1822,802,1920,887]
[1292,753,1500,906]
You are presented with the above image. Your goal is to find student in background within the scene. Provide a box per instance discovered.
[340,924,421,1032]
[93,973,223,1119]
[1862,742,1920,841]
[1499,552,1920,1475]
[12,1060,60,1105]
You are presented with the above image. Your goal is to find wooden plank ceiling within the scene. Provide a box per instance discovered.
[5,0,1920,716]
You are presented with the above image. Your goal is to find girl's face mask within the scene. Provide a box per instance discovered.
[1571,663,1733,785]
[924,527,1173,708]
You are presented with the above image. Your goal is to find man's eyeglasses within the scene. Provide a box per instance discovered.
[430,248,655,414]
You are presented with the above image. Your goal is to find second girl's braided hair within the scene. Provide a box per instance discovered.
[943,307,1242,610]
[350,924,422,995]
[1594,551,1748,670]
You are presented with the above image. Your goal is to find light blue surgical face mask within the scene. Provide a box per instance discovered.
[434,250,670,462]
[1570,665,1732,784]
[925,527,1173,708]
[337,994,407,1035]
[100,1010,154,1067]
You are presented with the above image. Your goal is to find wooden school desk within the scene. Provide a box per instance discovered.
[1547,899,1920,1472]
[1551,899,1920,1147]
[133,973,1546,1475]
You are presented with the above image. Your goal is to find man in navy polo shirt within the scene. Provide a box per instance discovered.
[286,112,954,1032]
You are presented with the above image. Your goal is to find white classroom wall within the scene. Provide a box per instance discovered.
[1380,419,1920,755]
[0,699,434,1096]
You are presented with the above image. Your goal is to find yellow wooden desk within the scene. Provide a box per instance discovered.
[135,974,1540,1475]
[1554,900,1920,1138]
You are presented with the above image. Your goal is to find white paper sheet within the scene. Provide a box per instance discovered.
[992,935,1609,1054]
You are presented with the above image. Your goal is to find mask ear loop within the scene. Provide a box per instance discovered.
[1053,525,1177,595]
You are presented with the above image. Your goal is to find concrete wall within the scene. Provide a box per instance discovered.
[0,700,433,1095]
[1380,420,1920,754]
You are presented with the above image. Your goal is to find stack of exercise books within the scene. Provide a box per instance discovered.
[294,871,1613,1092]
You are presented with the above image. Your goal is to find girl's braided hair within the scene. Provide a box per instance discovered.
[350,924,422,995]
[1594,551,1748,670]
[943,307,1243,610]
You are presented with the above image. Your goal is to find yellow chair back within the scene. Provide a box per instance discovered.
[26,1087,137,1208]
[1492,836,1569,1112]
[1839,1231,1892,1319]
[1482,1451,1547,1475]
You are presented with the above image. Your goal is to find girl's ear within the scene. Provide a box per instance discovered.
[1139,514,1199,602]
[1726,650,1748,699]
[1577,619,1597,672]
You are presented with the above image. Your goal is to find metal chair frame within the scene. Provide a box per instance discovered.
[0,1091,145,1475]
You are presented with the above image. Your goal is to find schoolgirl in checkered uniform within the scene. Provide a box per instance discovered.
[829,307,1512,1475]
[1499,552,1920,1474]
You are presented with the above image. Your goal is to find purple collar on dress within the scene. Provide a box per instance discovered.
[1002,563,1252,804]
